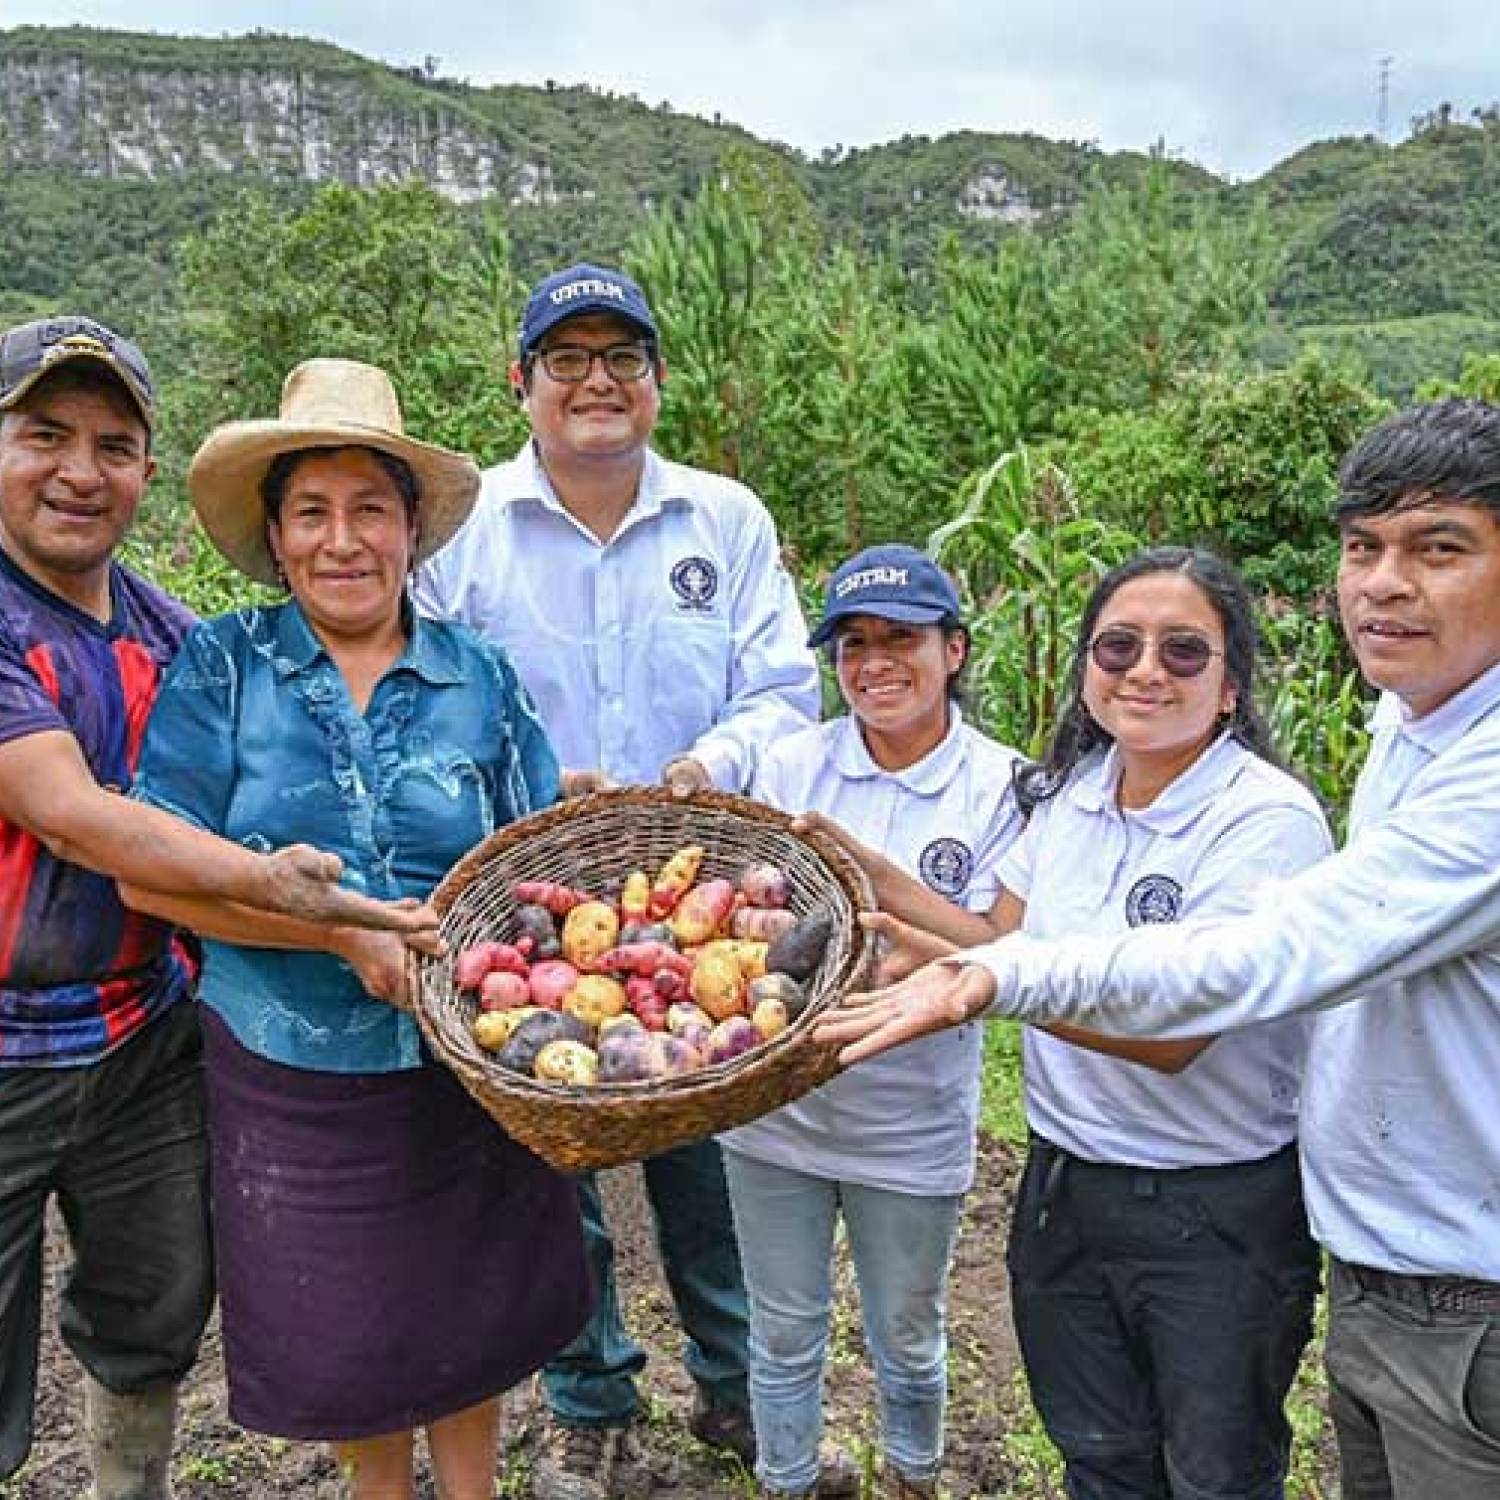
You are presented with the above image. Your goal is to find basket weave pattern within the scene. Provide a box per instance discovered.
[412,787,875,1172]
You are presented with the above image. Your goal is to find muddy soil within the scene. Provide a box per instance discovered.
[4,1134,1038,1499]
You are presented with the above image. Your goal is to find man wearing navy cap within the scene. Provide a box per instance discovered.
[415,265,820,1498]
[0,316,438,1498]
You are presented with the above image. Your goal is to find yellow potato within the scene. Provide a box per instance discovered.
[564,975,628,1029]
[561,900,620,969]
[534,1038,600,1085]
[690,951,747,1022]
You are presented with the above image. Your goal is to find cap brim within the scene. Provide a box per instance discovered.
[0,350,153,429]
[187,420,480,587]
[808,601,953,648]
[521,302,657,354]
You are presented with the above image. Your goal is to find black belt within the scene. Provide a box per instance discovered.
[1338,1259,1500,1316]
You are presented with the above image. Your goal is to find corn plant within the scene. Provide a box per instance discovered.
[929,450,1139,756]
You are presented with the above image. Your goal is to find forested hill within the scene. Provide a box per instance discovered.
[3,23,1499,358]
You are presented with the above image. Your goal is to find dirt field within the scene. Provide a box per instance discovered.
[5,1134,1035,1499]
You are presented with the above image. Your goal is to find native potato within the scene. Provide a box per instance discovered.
[527,959,581,1011]
[564,974,628,1029]
[561,901,620,969]
[534,1039,600,1085]
[767,912,833,982]
[463,839,844,1085]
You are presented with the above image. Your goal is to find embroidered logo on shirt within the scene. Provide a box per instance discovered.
[919,837,973,897]
[1124,873,1184,926]
[670,556,718,611]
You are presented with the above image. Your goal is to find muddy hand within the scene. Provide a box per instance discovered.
[662,757,712,797]
[815,959,997,1066]
[333,929,415,1011]
[264,846,441,936]
[561,768,615,799]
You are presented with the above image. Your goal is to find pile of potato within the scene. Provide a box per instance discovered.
[457,846,833,1086]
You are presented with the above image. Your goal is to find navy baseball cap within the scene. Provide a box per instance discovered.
[0,315,154,429]
[809,544,963,647]
[519,263,658,355]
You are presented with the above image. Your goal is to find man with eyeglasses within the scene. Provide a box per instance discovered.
[0,316,440,1499]
[414,263,820,1500]
[819,397,1500,1500]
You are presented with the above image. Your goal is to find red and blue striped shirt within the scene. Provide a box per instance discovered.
[0,545,197,1067]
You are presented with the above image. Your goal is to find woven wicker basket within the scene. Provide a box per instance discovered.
[412,786,876,1173]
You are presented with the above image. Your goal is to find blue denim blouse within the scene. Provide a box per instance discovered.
[133,602,559,1073]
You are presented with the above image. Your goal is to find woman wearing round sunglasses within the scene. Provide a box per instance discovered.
[824,546,1331,1500]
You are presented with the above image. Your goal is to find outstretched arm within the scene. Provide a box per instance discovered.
[0,731,437,935]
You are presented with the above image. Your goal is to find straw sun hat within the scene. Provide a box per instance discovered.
[188,358,481,587]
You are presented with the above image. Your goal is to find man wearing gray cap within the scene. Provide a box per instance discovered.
[0,316,435,1498]
[415,263,821,1499]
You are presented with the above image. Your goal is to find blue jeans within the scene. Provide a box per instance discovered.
[1007,1138,1319,1500]
[542,1136,749,1426]
[723,1148,962,1494]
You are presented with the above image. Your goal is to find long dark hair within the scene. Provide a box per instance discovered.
[1015,547,1280,814]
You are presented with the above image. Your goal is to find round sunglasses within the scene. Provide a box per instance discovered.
[1088,627,1223,679]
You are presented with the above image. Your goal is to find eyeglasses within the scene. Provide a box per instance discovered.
[1088,627,1223,679]
[533,342,655,384]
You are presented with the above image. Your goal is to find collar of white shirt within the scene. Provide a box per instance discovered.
[497,440,690,530]
[830,709,969,793]
[1372,655,1500,757]
[1068,731,1245,835]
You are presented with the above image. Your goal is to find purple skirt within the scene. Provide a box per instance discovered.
[201,1008,593,1440]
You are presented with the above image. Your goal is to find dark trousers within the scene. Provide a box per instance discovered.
[0,1003,213,1479]
[1006,1137,1319,1500]
[1326,1259,1500,1500]
[541,1135,750,1425]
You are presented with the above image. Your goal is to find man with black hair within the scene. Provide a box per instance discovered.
[0,315,434,1499]
[822,397,1500,1500]
[415,265,820,1500]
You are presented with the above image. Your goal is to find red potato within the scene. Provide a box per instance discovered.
[738,861,791,909]
[625,978,670,1031]
[453,940,530,991]
[513,880,591,916]
[479,970,532,1011]
[652,968,690,1003]
[670,879,737,946]
[591,942,694,980]
[527,959,581,1011]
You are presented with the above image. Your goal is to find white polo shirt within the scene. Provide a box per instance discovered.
[1003,736,1332,1169]
[722,712,1025,1195]
[969,660,1500,1279]
[412,442,820,791]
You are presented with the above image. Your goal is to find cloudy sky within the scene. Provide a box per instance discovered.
[6,1,1496,179]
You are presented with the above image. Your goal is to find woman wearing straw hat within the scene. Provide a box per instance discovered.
[122,359,593,1499]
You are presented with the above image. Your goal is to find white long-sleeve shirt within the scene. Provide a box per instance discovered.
[412,442,820,790]
[967,659,1500,1278]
